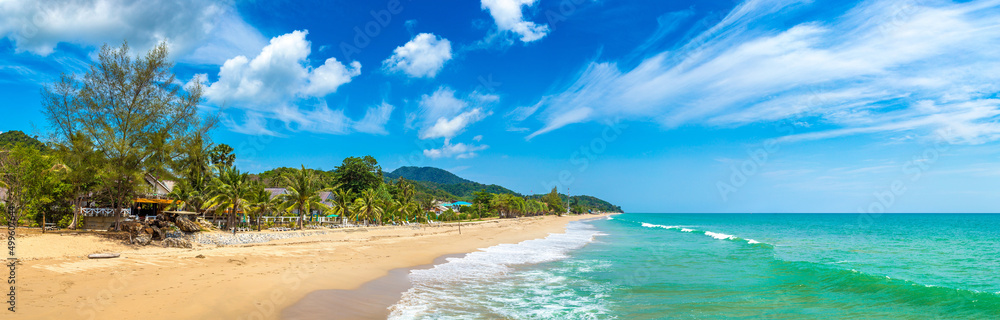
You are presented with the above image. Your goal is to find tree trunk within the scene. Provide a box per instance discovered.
[67,197,80,230]
[298,204,304,230]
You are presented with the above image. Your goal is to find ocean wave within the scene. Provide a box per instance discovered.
[388,221,604,319]
[635,219,768,246]
[641,222,680,230]
[704,231,736,240]
[776,260,1000,317]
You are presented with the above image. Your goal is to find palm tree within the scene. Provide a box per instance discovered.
[276,165,329,230]
[329,188,353,226]
[202,166,253,232]
[167,183,201,213]
[248,184,278,231]
[352,188,383,225]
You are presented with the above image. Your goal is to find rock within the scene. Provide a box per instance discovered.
[162,238,193,248]
[195,254,205,259]
[175,217,201,233]
[196,218,218,231]
[150,226,164,240]
[132,233,152,246]
[120,221,144,235]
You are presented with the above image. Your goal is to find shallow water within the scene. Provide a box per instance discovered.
[387,213,1000,319]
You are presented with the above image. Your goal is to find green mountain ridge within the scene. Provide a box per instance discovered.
[387,166,622,212]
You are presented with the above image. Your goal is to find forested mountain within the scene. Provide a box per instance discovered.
[386,166,521,198]
[385,166,472,184]
[527,194,623,213]
[386,166,622,212]
[0,130,46,151]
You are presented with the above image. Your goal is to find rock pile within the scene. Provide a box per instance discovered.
[162,238,193,248]
[193,230,332,246]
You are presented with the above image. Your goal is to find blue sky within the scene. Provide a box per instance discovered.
[3,0,1000,213]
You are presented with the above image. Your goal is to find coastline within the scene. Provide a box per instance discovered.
[12,214,605,319]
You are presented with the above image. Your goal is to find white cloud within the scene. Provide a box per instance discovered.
[481,0,550,42]
[305,58,362,96]
[421,108,488,140]
[414,87,494,143]
[0,0,266,64]
[383,33,452,78]
[353,102,395,135]
[412,87,496,159]
[223,111,282,137]
[524,0,1000,144]
[423,142,490,159]
[201,30,379,136]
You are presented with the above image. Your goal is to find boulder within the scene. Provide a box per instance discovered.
[175,217,201,233]
[162,238,193,248]
[150,226,164,240]
[132,233,152,246]
[120,221,145,235]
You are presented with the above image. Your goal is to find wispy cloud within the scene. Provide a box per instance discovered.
[411,87,495,159]
[0,0,266,65]
[524,0,1000,144]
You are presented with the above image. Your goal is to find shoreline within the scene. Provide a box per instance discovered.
[281,253,464,319]
[281,214,613,319]
[12,214,607,319]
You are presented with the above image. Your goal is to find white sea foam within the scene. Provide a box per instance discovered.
[704,231,736,240]
[747,239,760,244]
[388,221,603,319]
[681,228,694,232]
[641,222,680,229]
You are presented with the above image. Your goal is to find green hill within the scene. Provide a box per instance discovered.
[257,165,623,213]
[527,194,623,213]
[385,166,472,184]
[386,166,521,199]
[0,130,46,151]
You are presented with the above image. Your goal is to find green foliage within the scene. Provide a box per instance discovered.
[276,165,330,229]
[41,40,214,229]
[334,156,383,194]
[543,187,565,214]
[0,131,46,151]
[0,145,68,225]
[202,166,254,229]
[208,143,235,168]
[385,166,472,184]
[386,166,521,199]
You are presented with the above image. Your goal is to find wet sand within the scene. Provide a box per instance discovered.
[281,254,463,319]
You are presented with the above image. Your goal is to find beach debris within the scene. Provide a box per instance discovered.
[162,238,193,248]
[195,254,205,259]
[88,253,121,259]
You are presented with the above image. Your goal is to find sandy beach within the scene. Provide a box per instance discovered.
[9,214,603,319]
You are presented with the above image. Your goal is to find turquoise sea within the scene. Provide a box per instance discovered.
[388,213,1000,319]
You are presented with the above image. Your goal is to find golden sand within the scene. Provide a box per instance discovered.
[9,214,603,319]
